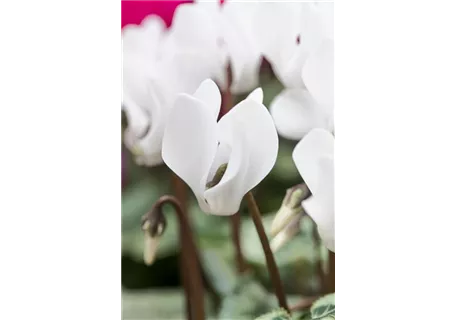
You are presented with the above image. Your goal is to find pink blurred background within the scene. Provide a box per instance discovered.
[121,1,192,28]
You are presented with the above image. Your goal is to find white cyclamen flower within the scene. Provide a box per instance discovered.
[220,1,263,94]
[122,16,170,166]
[293,128,334,252]
[261,3,334,140]
[164,2,228,90]
[162,79,279,215]
[167,1,264,94]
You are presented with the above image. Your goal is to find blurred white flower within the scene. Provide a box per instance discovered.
[164,2,228,90]
[167,1,265,94]
[162,79,278,215]
[293,128,334,252]
[302,38,334,110]
[253,2,303,88]
[122,11,223,166]
[258,2,334,140]
[122,16,169,166]
[220,1,263,94]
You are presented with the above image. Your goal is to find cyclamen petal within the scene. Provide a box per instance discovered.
[293,128,334,198]
[162,80,278,215]
[217,96,279,195]
[204,122,250,215]
[270,89,332,141]
[302,39,334,109]
[193,79,222,120]
[293,128,334,252]
[221,1,262,93]
[162,93,219,210]
[167,3,228,88]
[247,87,263,104]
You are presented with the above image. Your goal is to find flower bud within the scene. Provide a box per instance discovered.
[270,184,309,237]
[270,213,302,253]
[141,208,167,266]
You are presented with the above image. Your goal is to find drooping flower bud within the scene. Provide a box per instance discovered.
[270,184,310,238]
[270,213,302,253]
[141,207,167,265]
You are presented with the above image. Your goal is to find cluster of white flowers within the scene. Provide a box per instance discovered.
[122,1,334,251]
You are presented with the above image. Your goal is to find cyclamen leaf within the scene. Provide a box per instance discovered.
[200,249,238,295]
[218,274,275,319]
[310,293,335,319]
[255,308,292,320]
[293,309,312,320]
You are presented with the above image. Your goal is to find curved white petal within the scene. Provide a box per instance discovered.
[204,121,249,215]
[124,124,164,166]
[246,88,263,104]
[272,48,307,88]
[130,86,167,166]
[157,51,212,97]
[217,98,279,194]
[253,2,301,67]
[162,94,218,211]
[170,4,218,49]
[122,93,150,138]
[302,39,334,109]
[168,3,227,87]
[206,142,232,186]
[270,89,332,141]
[296,127,335,252]
[253,2,303,89]
[193,79,222,120]
[292,128,334,197]
[299,3,333,56]
[302,196,334,252]
[221,2,262,94]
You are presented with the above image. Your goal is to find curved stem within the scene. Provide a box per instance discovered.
[245,192,289,313]
[170,173,192,315]
[326,251,335,293]
[153,195,205,320]
[231,211,248,273]
[171,173,188,209]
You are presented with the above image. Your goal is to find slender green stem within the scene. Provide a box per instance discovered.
[245,192,290,313]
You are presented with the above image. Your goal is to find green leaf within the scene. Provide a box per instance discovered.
[218,274,276,319]
[293,309,312,320]
[200,249,238,296]
[255,308,292,320]
[310,293,335,320]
